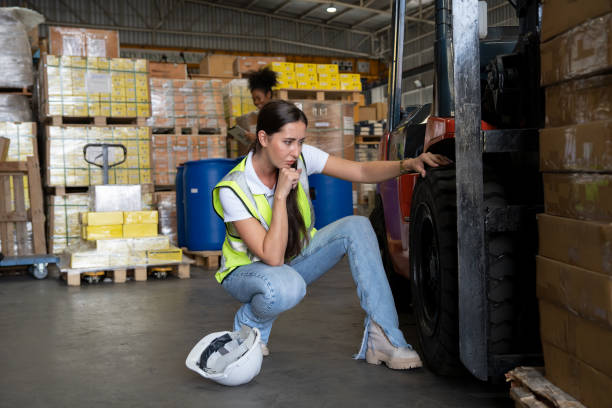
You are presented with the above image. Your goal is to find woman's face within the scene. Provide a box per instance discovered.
[258,121,306,169]
[252,89,272,109]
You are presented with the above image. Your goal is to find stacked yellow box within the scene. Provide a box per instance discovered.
[72,209,182,267]
[339,73,362,91]
[46,125,152,187]
[537,6,612,408]
[41,55,151,118]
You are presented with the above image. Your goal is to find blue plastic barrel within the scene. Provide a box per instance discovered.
[308,174,353,229]
[183,158,240,251]
[175,165,186,248]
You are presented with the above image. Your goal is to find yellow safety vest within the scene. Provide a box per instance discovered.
[212,155,316,283]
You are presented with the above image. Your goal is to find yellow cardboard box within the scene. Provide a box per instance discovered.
[82,224,123,240]
[146,247,182,263]
[123,223,158,238]
[81,211,124,226]
[124,211,159,224]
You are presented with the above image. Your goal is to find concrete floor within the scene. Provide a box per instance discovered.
[0,259,512,408]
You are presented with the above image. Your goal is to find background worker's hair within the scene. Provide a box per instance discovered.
[253,100,309,261]
[248,67,278,95]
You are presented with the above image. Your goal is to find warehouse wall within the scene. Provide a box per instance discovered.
[8,0,375,58]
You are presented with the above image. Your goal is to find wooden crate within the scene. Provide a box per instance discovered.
[0,157,46,256]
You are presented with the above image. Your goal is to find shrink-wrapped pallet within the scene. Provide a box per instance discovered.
[47,193,89,254]
[0,95,32,122]
[147,78,226,129]
[46,126,152,187]
[154,191,177,246]
[39,55,151,118]
[0,8,39,88]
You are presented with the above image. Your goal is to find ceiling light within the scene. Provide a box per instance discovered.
[326,4,337,13]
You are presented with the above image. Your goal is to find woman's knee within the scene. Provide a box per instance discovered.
[340,215,375,236]
[272,266,307,310]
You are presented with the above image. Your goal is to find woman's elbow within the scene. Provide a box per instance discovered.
[261,255,285,267]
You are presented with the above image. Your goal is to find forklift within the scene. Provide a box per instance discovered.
[371,0,543,381]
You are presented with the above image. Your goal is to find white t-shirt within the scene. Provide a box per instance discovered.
[219,144,329,222]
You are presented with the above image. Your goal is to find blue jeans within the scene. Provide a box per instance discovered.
[221,215,411,359]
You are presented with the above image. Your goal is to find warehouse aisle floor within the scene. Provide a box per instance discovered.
[0,259,512,408]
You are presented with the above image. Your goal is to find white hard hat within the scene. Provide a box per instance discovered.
[186,325,263,386]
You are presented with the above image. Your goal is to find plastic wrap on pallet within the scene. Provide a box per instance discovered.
[0,8,40,88]
[46,126,152,187]
[146,78,226,129]
[0,95,32,122]
[40,55,150,118]
[89,185,143,212]
[71,249,110,269]
[151,133,227,185]
[154,191,177,246]
[47,194,89,254]
[48,26,119,58]
[224,79,257,119]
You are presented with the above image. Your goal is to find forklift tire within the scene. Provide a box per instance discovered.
[409,167,462,375]
[410,167,517,375]
[369,194,411,311]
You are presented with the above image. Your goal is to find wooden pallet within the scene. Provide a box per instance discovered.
[506,367,586,408]
[0,86,32,96]
[60,255,194,286]
[182,248,221,269]
[45,183,154,197]
[151,126,227,135]
[0,157,46,256]
[46,116,148,126]
[274,89,361,102]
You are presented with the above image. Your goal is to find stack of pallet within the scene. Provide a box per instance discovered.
[147,77,228,187]
[39,27,155,255]
[536,3,612,407]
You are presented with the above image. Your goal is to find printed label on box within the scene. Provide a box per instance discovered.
[86,73,112,93]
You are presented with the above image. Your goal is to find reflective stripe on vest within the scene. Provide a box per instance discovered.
[211,154,316,283]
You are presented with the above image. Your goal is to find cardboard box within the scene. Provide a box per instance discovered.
[537,213,612,275]
[82,224,123,240]
[123,223,158,238]
[149,62,187,79]
[199,55,236,77]
[540,300,612,376]
[541,0,612,42]
[81,211,124,226]
[537,256,612,326]
[540,12,612,86]
[358,106,377,122]
[543,342,612,408]
[71,250,110,268]
[145,247,182,263]
[49,26,119,58]
[545,74,612,127]
[543,173,612,221]
[123,211,158,224]
[539,120,612,172]
[233,56,285,75]
[96,236,169,253]
[370,102,388,121]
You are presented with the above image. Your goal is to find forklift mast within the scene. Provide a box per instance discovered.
[385,0,543,380]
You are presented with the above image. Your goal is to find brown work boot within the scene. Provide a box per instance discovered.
[366,322,423,370]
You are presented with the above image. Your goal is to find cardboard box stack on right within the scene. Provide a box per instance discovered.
[538,3,612,407]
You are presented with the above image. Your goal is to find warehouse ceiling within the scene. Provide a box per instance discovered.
[17,0,437,59]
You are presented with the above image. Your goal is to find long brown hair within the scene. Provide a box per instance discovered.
[252,100,309,261]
